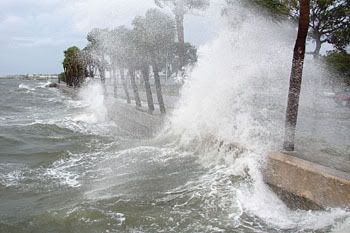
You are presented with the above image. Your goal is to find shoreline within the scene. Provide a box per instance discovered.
[56,81,350,209]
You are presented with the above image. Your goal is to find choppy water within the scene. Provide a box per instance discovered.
[0,78,349,233]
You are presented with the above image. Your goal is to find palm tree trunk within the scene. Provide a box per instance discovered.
[129,68,142,107]
[313,33,321,59]
[112,67,117,98]
[67,67,73,87]
[283,0,310,151]
[175,0,185,69]
[99,66,106,84]
[152,64,166,114]
[89,66,94,77]
[141,67,155,113]
[120,68,131,104]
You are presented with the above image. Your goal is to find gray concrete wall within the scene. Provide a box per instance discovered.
[264,152,350,209]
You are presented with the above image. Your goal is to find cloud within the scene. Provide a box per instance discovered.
[0,15,25,26]
[0,0,157,75]
[11,36,69,48]
[0,0,155,48]
[66,0,155,33]
[0,0,215,75]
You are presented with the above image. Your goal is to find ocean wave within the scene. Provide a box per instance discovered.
[0,134,25,146]
[0,163,28,188]
[0,151,101,190]
[2,116,118,137]
[37,81,52,88]
[18,83,35,91]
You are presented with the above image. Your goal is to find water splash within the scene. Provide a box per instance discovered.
[168,12,293,154]
[75,79,108,123]
[18,83,35,91]
[162,2,350,231]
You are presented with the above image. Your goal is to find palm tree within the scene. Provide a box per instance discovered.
[152,62,166,113]
[124,28,143,108]
[131,16,157,113]
[225,0,310,151]
[141,66,156,113]
[63,46,86,87]
[109,26,134,104]
[155,0,209,69]
[81,45,96,78]
[132,9,176,114]
[283,0,310,151]
[128,68,142,107]
[119,68,131,104]
[86,28,109,83]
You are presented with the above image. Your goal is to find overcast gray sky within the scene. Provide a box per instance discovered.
[0,0,218,76]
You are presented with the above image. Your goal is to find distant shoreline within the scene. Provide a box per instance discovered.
[0,75,58,81]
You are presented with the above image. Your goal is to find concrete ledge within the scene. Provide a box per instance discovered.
[263,152,350,209]
[108,100,164,138]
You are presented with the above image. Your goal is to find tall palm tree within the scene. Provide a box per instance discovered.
[141,66,155,113]
[128,69,142,107]
[110,26,133,104]
[124,29,143,108]
[225,0,310,151]
[283,0,310,151]
[132,9,176,114]
[63,46,85,87]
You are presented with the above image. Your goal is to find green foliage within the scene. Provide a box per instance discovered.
[226,0,349,56]
[280,0,350,55]
[326,51,350,73]
[308,0,350,52]
[58,72,66,82]
[252,0,290,16]
[62,46,86,86]
[224,0,290,19]
[324,51,350,84]
[169,42,198,71]
[63,7,199,85]
[329,26,350,52]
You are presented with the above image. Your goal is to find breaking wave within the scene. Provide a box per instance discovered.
[159,4,350,232]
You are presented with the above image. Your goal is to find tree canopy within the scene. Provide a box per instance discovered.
[132,9,176,69]
[298,0,350,57]
[224,0,290,19]
[62,46,86,87]
[324,51,350,85]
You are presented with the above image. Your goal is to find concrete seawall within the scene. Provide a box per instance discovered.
[264,152,350,209]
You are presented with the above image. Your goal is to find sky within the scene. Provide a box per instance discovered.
[0,0,218,76]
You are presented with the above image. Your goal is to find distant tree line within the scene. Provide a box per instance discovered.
[61,7,201,114]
